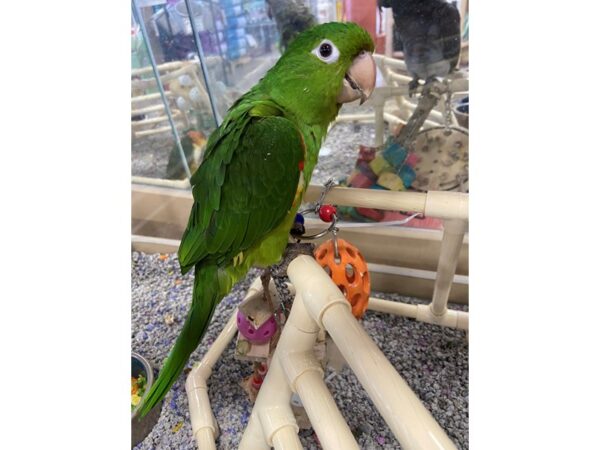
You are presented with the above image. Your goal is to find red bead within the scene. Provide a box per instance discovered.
[298,160,304,171]
[319,204,337,222]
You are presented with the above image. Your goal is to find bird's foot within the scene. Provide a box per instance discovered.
[270,242,315,278]
[424,76,442,87]
[408,77,420,98]
[260,268,275,313]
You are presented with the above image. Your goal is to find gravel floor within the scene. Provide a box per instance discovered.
[132,252,468,450]
[131,132,175,180]
[311,119,383,186]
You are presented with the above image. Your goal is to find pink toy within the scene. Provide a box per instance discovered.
[405,152,421,168]
[237,310,278,344]
[251,362,269,390]
[358,145,377,162]
[349,172,374,189]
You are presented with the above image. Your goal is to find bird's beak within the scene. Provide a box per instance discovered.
[337,51,376,105]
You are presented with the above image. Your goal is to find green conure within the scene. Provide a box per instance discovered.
[138,22,376,417]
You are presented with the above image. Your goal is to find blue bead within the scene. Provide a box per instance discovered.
[295,213,305,225]
[398,165,416,187]
[382,143,408,168]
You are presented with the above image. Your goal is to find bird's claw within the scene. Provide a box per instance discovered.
[408,78,420,98]
[261,268,275,313]
[270,242,315,277]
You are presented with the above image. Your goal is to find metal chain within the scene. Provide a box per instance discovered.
[395,80,444,147]
[299,212,340,260]
[272,179,350,315]
[272,275,294,318]
[297,179,340,259]
[444,78,453,133]
[300,178,337,216]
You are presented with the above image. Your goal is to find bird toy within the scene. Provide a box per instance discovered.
[295,181,371,318]
[314,236,370,319]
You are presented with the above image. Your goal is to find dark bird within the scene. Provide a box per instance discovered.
[381,0,461,95]
[266,0,316,51]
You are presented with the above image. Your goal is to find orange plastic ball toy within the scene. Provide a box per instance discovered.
[314,238,370,318]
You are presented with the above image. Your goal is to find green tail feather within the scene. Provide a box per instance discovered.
[138,264,221,417]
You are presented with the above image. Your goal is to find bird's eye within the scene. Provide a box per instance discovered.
[311,39,339,64]
[319,43,332,57]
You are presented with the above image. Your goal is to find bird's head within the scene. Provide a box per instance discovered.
[261,22,376,125]
[186,130,207,148]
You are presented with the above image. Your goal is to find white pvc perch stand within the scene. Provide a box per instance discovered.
[367,217,469,331]
[234,256,459,450]
[182,186,468,449]
[187,257,463,449]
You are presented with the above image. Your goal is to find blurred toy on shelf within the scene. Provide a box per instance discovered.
[131,60,213,140]
[340,142,444,229]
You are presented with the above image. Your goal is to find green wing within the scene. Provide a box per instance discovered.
[178,107,304,273]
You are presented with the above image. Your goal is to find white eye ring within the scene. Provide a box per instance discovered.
[311,39,340,64]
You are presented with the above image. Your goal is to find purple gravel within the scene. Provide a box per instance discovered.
[132,251,468,449]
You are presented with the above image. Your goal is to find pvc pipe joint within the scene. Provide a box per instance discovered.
[431,219,468,317]
[272,425,303,450]
[424,191,469,221]
[186,382,218,436]
[367,298,469,331]
[416,304,468,330]
[258,405,300,446]
[288,256,352,329]
[279,350,324,393]
[194,427,216,450]
[286,292,320,334]
[185,363,211,390]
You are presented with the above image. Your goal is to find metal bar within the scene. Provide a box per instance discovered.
[184,0,222,126]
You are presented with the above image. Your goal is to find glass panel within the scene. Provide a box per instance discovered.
[321,0,469,232]
[132,1,468,227]
[131,0,218,184]
[184,0,281,120]
[132,6,180,181]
